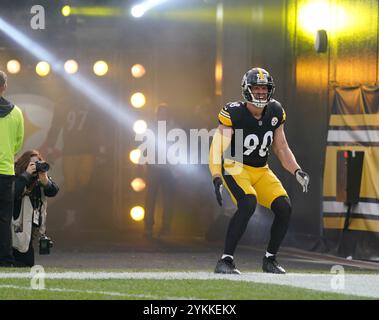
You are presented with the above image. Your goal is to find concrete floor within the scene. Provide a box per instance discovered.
[34,231,379,272]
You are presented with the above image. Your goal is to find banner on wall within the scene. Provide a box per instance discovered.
[322,86,379,233]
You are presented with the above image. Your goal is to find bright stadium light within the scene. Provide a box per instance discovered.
[0,16,204,182]
[130,92,146,108]
[64,59,79,74]
[7,59,21,74]
[61,5,71,17]
[298,1,348,36]
[131,5,145,18]
[35,61,50,77]
[129,148,142,164]
[130,0,168,18]
[131,64,146,78]
[131,178,146,192]
[65,7,122,17]
[0,17,138,129]
[130,206,145,221]
[93,60,108,76]
[133,120,147,134]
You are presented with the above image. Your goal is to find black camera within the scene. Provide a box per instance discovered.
[39,234,53,255]
[35,161,50,173]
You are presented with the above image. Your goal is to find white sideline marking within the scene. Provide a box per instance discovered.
[0,271,379,298]
[0,284,195,300]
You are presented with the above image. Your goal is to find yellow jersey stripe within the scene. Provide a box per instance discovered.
[220,110,231,118]
[218,113,232,126]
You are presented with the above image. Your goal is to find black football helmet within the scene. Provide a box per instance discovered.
[241,67,275,108]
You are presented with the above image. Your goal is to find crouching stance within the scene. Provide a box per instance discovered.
[209,67,309,274]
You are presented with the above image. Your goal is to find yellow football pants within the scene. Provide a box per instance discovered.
[221,159,288,209]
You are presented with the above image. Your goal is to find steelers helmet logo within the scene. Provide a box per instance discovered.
[256,72,268,84]
[271,117,278,126]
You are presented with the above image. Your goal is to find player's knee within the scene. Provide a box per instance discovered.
[237,194,257,216]
[271,196,292,221]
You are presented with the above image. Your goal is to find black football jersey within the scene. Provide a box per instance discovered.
[218,100,286,167]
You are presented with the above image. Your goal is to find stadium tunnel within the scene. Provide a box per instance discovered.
[0,0,378,266]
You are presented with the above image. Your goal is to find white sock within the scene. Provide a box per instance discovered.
[265,252,275,258]
[221,254,233,260]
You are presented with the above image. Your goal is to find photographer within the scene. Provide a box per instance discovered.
[12,150,59,267]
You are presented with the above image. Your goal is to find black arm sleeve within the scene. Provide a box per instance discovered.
[42,177,59,197]
[14,172,33,199]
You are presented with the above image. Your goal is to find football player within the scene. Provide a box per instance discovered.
[209,67,309,274]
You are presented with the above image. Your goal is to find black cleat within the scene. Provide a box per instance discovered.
[262,256,286,274]
[214,257,241,274]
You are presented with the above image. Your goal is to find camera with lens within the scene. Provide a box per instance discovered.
[35,161,50,173]
[39,234,53,255]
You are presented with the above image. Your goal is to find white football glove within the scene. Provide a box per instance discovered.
[295,169,310,193]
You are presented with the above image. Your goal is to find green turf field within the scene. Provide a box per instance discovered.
[0,278,371,300]
[0,268,376,300]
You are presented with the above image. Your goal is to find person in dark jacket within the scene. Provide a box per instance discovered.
[12,150,59,267]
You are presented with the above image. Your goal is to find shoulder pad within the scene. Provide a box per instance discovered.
[268,99,286,126]
[268,99,282,109]
[224,101,245,111]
